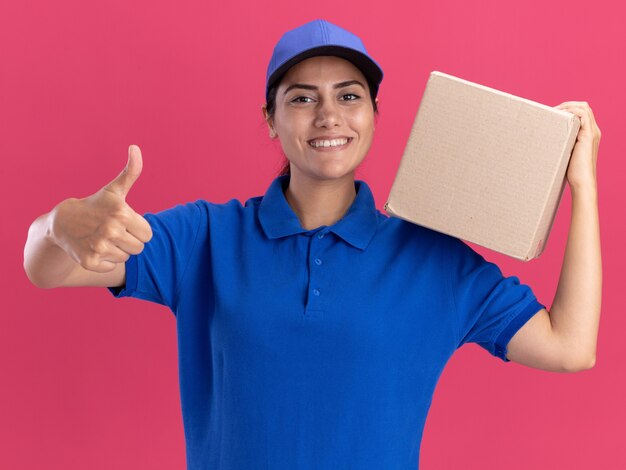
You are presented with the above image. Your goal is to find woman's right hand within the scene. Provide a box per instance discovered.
[49,145,153,273]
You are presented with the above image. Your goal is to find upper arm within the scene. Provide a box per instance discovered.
[446,236,546,362]
[59,261,126,288]
[445,235,593,372]
[506,307,592,372]
[106,201,205,311]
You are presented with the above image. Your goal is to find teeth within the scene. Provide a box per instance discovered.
[309,138,349,148]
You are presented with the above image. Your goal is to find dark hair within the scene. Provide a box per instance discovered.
[264,70,380,177]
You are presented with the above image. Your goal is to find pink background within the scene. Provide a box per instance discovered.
[2,0,624,468]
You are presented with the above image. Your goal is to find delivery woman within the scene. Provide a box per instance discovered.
[24,18,602,470]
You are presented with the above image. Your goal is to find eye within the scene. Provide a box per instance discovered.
[291,96,314,103]
[290,94,361,104]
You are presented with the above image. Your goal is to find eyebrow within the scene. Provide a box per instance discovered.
[283,80,366,95]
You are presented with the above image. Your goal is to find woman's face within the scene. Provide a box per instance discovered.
[266,55,378,182]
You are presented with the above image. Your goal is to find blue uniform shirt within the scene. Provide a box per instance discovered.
[108,174,545,469]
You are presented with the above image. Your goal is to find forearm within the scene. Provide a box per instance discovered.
[549,182,602,365]
[23,210,79,289]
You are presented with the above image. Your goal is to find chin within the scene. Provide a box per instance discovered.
[311,165,358,181]
[290,156,363,181]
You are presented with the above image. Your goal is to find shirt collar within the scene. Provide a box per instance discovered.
[258,174,379,251]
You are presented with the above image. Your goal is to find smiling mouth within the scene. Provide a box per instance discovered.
[308,137,353,150]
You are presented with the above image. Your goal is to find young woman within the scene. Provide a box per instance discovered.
[24,18,602,470]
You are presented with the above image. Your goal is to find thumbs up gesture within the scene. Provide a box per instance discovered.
[49,145,153,273]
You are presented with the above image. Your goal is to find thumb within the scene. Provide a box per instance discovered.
[104,144,143,198]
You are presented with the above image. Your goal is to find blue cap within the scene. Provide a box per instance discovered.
[265,19,384,103]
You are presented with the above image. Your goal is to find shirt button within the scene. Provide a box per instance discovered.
[317,232,325,239]
[313,288,320,296]
[314,258,322,266]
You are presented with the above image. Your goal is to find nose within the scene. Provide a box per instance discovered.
[314,98,342,129]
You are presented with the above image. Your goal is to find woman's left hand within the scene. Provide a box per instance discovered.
[554,101,602,191]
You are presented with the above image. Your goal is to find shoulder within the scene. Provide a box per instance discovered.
[192,195,267,235]
[142,197,257,233]
[376,211,454,251]
[188,195,263,218]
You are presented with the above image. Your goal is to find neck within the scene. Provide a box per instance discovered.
[284,170,357,231]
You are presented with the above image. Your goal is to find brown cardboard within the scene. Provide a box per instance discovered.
[384,71,581,261]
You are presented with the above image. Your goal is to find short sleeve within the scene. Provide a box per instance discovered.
[107,201,202,313]
[445,236,546,362]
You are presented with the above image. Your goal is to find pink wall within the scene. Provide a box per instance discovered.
[3,0,623,468]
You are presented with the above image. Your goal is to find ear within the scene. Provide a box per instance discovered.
[262,104,277,139]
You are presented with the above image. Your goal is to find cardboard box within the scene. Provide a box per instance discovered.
[384,71,581,261]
